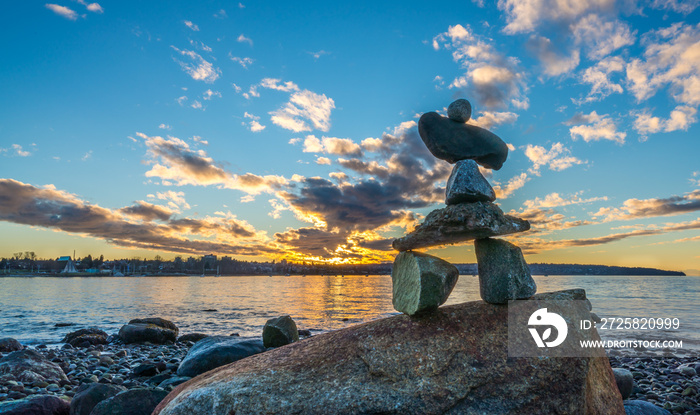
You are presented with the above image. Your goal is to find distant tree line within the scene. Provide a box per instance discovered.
[0,253,685,276]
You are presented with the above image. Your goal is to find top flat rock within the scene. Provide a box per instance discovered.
[392,201,530,251]
[418,112,509,170]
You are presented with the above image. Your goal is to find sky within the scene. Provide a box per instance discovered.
[1,0,699,275]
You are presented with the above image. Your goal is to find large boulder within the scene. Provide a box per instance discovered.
[61,328,108,347]
[262,316,299,348]
[0,395,70,415]
[445,159,496,204]
[392,201,530,251]
[391,251,459,315]
[154,290,625,415]
[0,349,68,384]
[176,337,266,378]
[118,318,178,344]
[69,383,126,415]
[475,237,537,304]
[0,338,22,353]
[90,388,168,415]
[418,111,509,170]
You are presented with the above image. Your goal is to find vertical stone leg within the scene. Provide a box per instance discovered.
[474,238,536,304]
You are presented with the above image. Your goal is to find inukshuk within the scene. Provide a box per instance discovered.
[391,99,536,314]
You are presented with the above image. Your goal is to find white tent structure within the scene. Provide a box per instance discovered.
[60,256,77,273]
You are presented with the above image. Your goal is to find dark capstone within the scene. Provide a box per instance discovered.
[263,316,299,348]
[475,238,536,304]
[623,400,671,414]
[0,349,67,384]
[69,383,126,415]
[118,318,178,344]
[447,98,472,123]
[418,111,509,170]
[154,290,624,415]
[132,363,159,377]
[0,394,70,415]
[612,368,634,400]
[176,336,266,378]
[0,338,22,353]
[445,159,496,204]
[90,388,169,415]
[177,333,208,344]
[392,202,530,251]
[61,328,108,347]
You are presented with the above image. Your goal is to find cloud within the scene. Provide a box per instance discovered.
[433,24,527,109]
[81,150,92,161]
[497,0,615,34]
[171,46,221,83]
[45,4,78,20]
[469,111,519,129]
[592,190,700,221]
[270,90,335,132]
[302,135,362,156]
[526,35,580,76]
[0,179,277,257]
[176,96,188,105]
[260,78,300,92]
[626,22,700,108]
[139,132,288,195]
[230,56,253,68]
[576,56,625,103]
[76,0,102,13]
[567,111,626,143]
[571,15,635,60]
[633,105,698,138]
[153,190,191,211]
[119,201,173,221]
[523,192,608,209]
[184,20,199,31]
[243,112,266,132]
[158,124,171,130]
[492,172,530,199]
[523,142,584,174]
[649,0,700,14]
[237,34,253,46]
[190,100,203,110]
[213,9,227,18]
[308,50,330,60]
[202,89,221,100]
[316,157,331,165]
[2,144,32,157]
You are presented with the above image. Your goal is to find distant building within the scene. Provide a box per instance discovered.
[60,257,77,273]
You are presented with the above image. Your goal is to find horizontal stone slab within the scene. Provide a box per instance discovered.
[392,202,529,251]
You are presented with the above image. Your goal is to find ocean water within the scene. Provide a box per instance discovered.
[0,275,698,351]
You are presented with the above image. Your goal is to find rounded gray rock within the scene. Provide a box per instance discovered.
[445,159,496,204]
[91,388,169,415]
[447,99,472,123]
[612,368,634,399]
[263,315,299,348]
[0,338,22,353]
[391,251,459,316]
[475,238,536,304]
[70,383,126,415]
[177,336,266,378]
[118,318,178,344]
[0,394,70,415]
[418,111,508,170]
[623,400,671,414]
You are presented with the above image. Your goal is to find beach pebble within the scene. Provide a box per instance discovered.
[679,366,696,377]
[90,388,168,415]
[177,333,208,344]
[613,368,635,399]
[475,238,536,304]
[0,394,70,415]
[391,251,459,316]
[0,338,22,353]
[624,400,671,414]
[447,99,472,123]
[70,383,126,415]
[263,316,299,348]
[445,159,496,204]
[177,337,265,378]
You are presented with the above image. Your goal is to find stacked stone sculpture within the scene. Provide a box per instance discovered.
[391,99,536,314]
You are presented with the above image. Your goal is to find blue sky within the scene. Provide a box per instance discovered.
[1,0,699,274]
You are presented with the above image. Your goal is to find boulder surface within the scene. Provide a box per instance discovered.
[391,251,459,315]
[69,383,126,415]
[0,349,68,384]
[62,328,108,347]
[90,388,168,415]
[392,201,530,251]
[0,338,22,353]
[0,394,70,415]
[263,315,299,348]
[154,290,625,415]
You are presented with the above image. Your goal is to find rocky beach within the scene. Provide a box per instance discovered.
[0,319,698,414]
